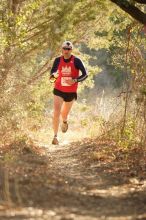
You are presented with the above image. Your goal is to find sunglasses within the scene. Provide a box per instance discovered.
[62,47,72,50]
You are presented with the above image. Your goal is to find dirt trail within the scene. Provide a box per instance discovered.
[0,139,146,220]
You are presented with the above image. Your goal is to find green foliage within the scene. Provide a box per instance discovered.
[118,117,136,149]
[140,86,146,96]
[0,0,145,146]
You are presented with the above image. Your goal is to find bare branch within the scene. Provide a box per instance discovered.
[110,0,146,24]
[134,0,146,4]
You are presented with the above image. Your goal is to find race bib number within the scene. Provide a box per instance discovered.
[61,77,72,86]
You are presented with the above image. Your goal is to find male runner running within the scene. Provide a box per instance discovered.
[50,41,88,145]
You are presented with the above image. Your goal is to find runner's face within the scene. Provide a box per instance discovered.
[62,48,72,56]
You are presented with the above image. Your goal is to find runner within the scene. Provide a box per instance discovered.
[50,41,88,145]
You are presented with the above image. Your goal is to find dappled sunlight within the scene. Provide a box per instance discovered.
[86,181,146,198]
[1,206,145,220]
[27,124,89,147]
[1,0,146,219]
[0,139,146,220]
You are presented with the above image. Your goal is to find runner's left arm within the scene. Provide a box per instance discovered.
[74,57,88,82]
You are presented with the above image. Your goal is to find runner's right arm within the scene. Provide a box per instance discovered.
[50,57,60,76]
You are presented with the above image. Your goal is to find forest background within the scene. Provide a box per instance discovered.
[0,0,146,151]
[0,1,146,219]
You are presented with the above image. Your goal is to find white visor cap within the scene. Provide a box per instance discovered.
[62,41,73,49]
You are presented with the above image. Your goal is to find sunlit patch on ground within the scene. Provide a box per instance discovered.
[1,206,145,220]
[28,120,91,149]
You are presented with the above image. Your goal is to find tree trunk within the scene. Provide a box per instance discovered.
[111,0,146,24]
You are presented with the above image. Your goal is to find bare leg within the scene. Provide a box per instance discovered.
[61,100,74,122]
[53,95,63,136]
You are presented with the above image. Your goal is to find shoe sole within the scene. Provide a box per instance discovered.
[61,123,68,133]
[52,138,59,145]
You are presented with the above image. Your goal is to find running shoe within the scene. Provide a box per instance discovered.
[61,121,68,133]
[52,136,59,145]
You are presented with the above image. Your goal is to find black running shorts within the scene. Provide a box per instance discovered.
[53,88,77,102]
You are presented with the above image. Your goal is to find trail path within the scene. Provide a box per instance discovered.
[0,139,146,220]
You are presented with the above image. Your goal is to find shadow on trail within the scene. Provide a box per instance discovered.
[0,140,146,220]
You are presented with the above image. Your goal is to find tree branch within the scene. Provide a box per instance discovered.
[110,0,146,24]
[134,0,146,4]
[26,19,52,34]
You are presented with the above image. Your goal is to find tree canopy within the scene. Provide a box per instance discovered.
[111,0,146,25]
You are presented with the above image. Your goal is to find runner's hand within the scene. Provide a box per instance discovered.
[49,72,59,83]
[53,72,59,78]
